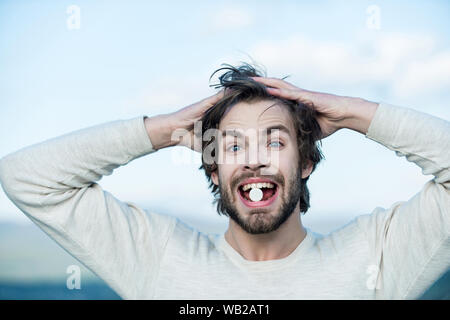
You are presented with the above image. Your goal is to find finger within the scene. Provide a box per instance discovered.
[266,87,302,100]
[251,76,297,90]
[202,89,225,107]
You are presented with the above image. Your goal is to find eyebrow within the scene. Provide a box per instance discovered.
[264,125,291,137]
[222,124,292,138]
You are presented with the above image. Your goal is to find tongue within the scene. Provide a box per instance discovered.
[262,188,275,200]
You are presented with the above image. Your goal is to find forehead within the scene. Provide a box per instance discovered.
[219,99,295,133]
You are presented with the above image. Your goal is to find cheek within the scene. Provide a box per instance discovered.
[219,169,235,191]
[265,148,298,175]
[215,164,233,186]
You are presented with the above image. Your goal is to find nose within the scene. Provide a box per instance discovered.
[244,162,267,171]
[242,140,280,175]
[244,145,270,171]
[243,154,277,176]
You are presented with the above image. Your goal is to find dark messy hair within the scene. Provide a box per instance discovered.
[198,62,324,216]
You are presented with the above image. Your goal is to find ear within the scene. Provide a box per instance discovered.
[301,160,314,179]
[211,170,219,186]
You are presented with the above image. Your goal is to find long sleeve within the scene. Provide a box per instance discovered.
[0,116,177,299]
[356,102,450,299]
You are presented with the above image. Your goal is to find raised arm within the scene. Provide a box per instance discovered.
[0,91,224,299]
[0,116,172,299]
[356,103,450,299]
[252,76,449,298]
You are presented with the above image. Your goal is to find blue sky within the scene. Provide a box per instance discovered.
[0,0,449,234]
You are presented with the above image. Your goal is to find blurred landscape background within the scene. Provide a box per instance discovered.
[0,0,449,299]
[1,218,449,300]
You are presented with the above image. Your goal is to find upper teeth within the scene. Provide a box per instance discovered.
[242,182,275,191]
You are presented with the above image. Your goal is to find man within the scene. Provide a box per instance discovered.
[0,63,448,299]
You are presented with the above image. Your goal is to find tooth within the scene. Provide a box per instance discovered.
[242,182,277,191]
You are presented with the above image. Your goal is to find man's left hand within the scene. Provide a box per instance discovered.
[252,76,379,138]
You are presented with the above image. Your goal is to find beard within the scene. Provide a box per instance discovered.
[218,168,302,234]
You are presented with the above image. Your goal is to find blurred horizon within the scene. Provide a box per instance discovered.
[0,220,449,299]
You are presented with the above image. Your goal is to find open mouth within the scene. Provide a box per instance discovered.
[237,180,279,208]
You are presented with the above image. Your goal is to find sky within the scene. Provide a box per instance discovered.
[0,0,449,235]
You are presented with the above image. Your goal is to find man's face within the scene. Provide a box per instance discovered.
[211,99,313,234]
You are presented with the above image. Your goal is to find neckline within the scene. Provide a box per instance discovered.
[217,227,315,272]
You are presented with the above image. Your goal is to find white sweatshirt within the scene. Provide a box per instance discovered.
[0,102,449,299]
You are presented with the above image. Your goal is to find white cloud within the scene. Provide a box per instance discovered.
[249,32,450,100]
[394,51,450,97]
[210,6,253,31]
[118,73,218,118]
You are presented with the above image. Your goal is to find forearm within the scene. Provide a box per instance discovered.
[340,97,380,135]
[364,102,450,185]
[0,116,176,298]
[356,102,450,298]
[0,116,154,204]
[144,114,178,151]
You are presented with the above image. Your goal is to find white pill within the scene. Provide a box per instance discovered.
[249,188,263,202]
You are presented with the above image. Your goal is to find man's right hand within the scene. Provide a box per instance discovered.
[144,90,225,151]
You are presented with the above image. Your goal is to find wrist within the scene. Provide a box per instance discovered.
[341,98,379,135]
[144,114,178,150]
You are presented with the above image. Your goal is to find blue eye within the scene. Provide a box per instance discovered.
[268,141,282,148]
[228,144,242,152]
